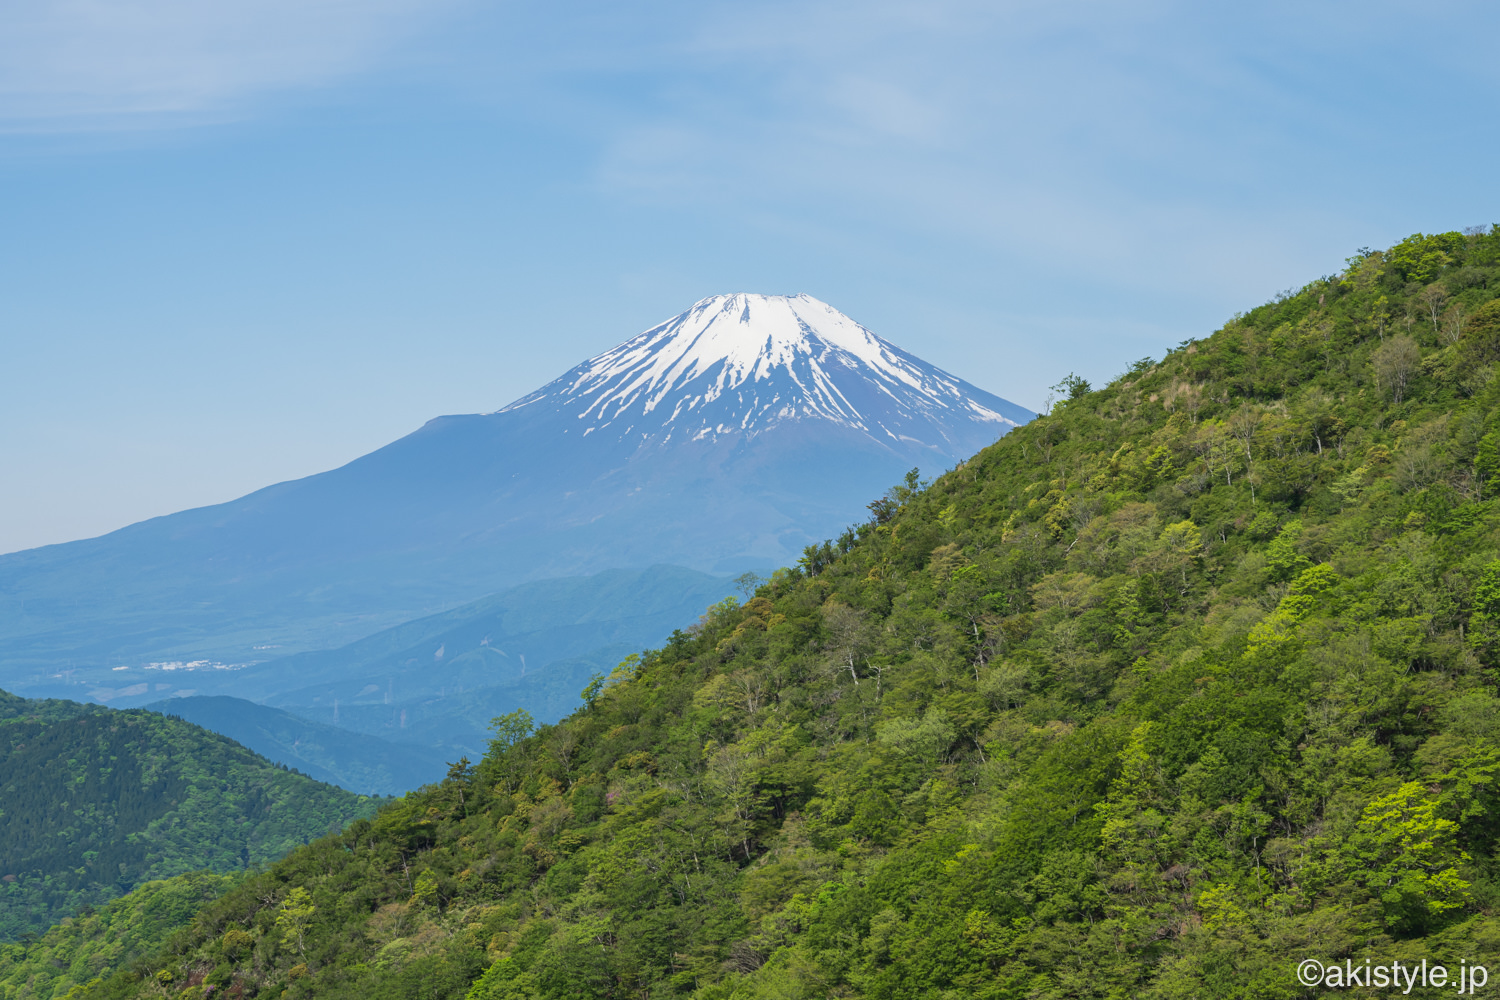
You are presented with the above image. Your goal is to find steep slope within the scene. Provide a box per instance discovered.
[40,229,1500,1000]
[0,691,380,941]
[143,697,450,796]
[0,295,1030,697]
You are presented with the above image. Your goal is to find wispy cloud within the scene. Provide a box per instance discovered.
[0,0,458,124]
[584,0,1499,300]
[4,0,1489,303]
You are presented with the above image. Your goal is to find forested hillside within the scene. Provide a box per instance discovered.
[0,874,238,1000]
[22,227,1500,999]
[0,693,380,941]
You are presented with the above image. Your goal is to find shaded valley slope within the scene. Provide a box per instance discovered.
[0,692,380,941]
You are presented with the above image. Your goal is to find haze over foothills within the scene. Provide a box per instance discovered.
[0,296,1028,735]
[2,0,1498,554]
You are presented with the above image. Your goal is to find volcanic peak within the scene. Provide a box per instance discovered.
[496,293,1018,443]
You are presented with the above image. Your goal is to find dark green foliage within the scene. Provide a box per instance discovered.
[30,227,1500,998]
[0,697,380,941]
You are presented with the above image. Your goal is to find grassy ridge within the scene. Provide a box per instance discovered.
[24,227,1500,998]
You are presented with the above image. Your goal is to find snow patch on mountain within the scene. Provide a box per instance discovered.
[496,293,1021,447]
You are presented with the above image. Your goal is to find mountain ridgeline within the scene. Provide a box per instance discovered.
[0,691,380,943]
[140,697,450,797]
[11,228,1500,999]
[0,294,1031,698]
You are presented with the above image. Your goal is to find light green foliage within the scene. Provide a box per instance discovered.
[1386,232,1467,283]
[485,709,534,752]
[874,708,955,765]
[579,673,607,707]
[30,227,1500,999]
[1158,520,1202,557]
[1247,563,1341,652]
[1194,882,1248,934]
[1335,782,1470,932]
[1095,723,1169,880]
[275,888,316,958]
[1263,518,1310,581]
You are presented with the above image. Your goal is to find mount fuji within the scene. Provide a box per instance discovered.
[503,292,1024,452]
[0,294,1031,691]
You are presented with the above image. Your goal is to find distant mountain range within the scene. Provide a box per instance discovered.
[0,293,1030,706]
[74,565,742,783]
[144,696,449,796]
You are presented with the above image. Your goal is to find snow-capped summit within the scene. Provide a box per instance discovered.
[498,293,1029,453]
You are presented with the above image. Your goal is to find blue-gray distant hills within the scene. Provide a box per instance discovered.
[215,564,751,765]
[144,695,449,796]
[117,565,748,793]
[0,293,1031,701]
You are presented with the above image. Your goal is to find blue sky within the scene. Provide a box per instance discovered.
[2,0,1497,554]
